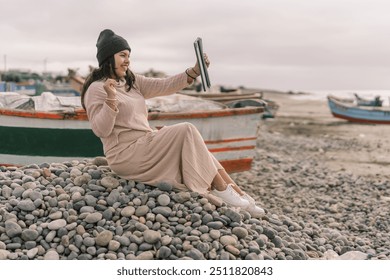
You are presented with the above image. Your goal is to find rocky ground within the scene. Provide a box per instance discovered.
[1,95,389,260]
[233,118,390,260]
[232,93,390,260]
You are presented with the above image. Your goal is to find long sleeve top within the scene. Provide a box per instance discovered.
[84,72,189,154]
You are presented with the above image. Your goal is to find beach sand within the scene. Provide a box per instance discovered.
[261,92,390,178]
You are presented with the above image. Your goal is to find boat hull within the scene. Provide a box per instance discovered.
[0,107,263,173]
[327,95,390,124]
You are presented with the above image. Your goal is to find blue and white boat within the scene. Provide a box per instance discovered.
[327,95,390,124]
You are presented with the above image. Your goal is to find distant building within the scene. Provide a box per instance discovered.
[0,68,80,96]
[1,69,42,83]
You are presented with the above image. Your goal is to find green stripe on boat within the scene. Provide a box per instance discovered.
[0,126,104,157]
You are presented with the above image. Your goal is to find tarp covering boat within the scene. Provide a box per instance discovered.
[0,92,81,111]
[0,92,226,113]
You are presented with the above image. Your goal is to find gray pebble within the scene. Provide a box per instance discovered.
[186,248,205,260]
[157,246,172,259]
[144,230,161,244]
[157,194,170,206]
[84,213,102,224]
[17,199,36,211]
[152,206,172,217]
[95,230,113,247]
[48,219,67,230]
[135,205,149,217]
[156,182,173,192]
[5,220,22,238]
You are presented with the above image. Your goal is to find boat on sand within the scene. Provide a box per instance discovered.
[327,95,390,124]
[0,92,264,173]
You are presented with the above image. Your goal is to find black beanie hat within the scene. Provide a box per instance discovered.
[96,29,131,66]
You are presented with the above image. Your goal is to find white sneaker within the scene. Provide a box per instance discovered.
[210,184,250,208]
[242,193,265,218]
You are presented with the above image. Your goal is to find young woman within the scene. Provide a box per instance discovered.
[81,29,265,217]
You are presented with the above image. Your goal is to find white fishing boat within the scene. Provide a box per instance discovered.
[0,92,264,173]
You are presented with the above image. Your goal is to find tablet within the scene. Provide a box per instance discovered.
[194,37,211,91]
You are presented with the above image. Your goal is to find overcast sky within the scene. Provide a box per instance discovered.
[2,0,390,91]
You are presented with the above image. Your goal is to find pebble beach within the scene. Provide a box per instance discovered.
[1,93,390,260]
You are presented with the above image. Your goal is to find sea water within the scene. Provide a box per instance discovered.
[291,90,390,106]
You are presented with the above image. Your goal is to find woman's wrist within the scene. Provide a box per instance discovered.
[105,99,118,111]
[185,67,200,80]
[189,67,200,77]
[105,95,117,104]
[191,67,199,76]
[185,68,196,80]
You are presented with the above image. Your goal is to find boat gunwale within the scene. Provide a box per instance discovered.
[148,107,264,120]
[178,91,263,98]
[0,108,88,120]
[0,106,264,121]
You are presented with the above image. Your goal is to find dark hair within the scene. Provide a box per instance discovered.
[81,55,135,110]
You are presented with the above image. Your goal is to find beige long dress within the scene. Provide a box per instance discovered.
[84,72,223,194]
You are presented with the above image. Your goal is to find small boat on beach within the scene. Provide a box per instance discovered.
[0,92,264,173]
[180,90,279,119]
[327,95,390,124]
